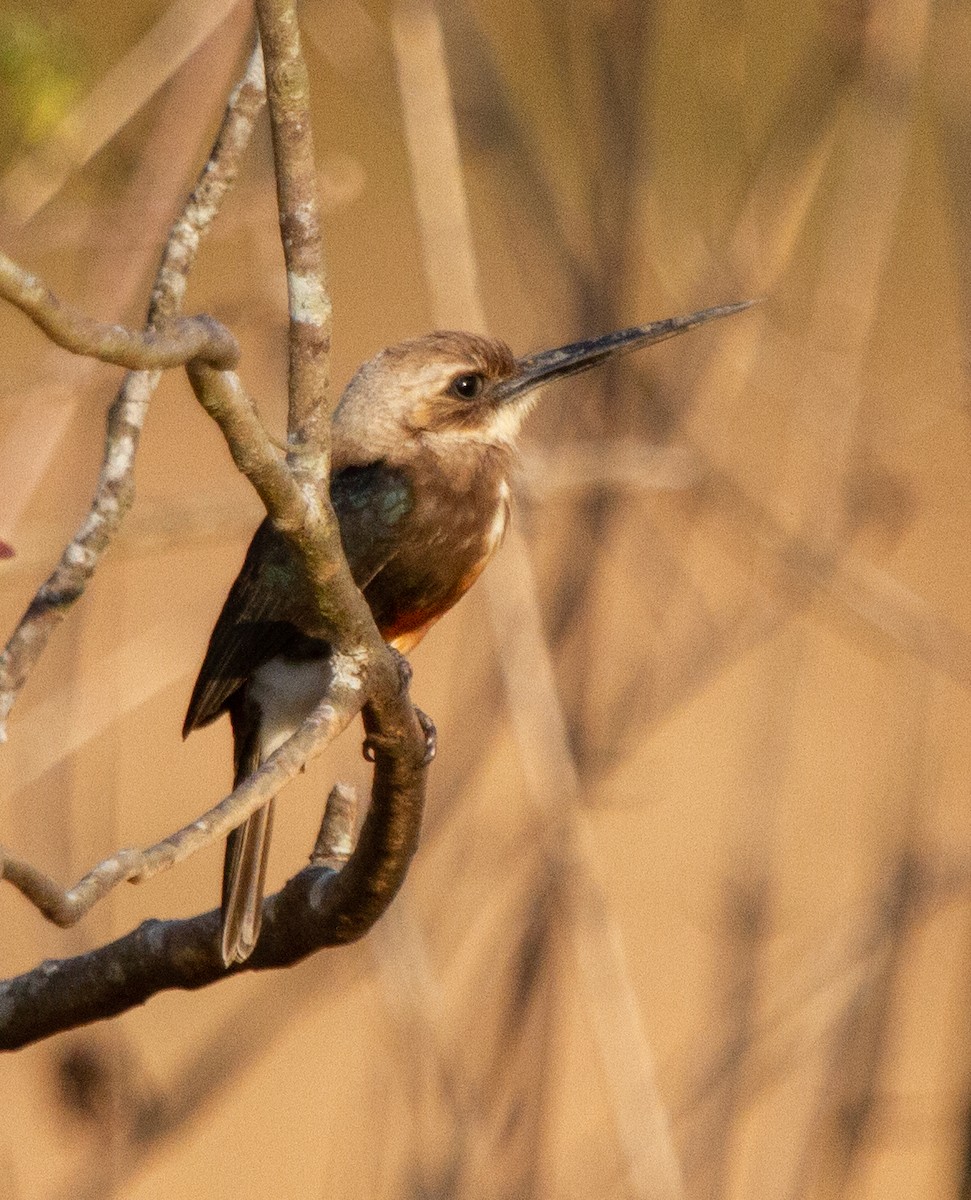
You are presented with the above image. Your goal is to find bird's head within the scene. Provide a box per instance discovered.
[333,300,755,465]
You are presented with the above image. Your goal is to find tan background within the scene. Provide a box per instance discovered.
[1,1,970,1197]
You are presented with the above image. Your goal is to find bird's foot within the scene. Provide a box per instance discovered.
[362,709,437,765]
[387,645,413,692]
[361,646,435,764]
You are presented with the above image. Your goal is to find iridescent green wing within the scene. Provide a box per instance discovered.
[331,461,413,589]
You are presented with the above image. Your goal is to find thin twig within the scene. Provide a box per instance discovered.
[0,666,363,926]
[0,706,426,1051]
[256,0,334,468]
[185,362,302,520]
[310,782,358,868]
[0,42,268,740]
[0,255,238,368]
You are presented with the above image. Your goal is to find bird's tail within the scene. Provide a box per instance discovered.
[221,734,274,966]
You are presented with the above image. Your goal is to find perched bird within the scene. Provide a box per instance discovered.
[184,301,751,965]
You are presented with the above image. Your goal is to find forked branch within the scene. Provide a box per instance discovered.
[0,689,428,1051]
[0,253,238,370]
[0,42,267,739]
[0,4,430,1045]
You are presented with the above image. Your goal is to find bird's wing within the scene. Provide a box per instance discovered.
[331,461,413,589]
[183,518,306,734]
[183,462,413,736]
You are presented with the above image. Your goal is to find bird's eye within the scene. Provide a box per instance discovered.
[449,373,485,400]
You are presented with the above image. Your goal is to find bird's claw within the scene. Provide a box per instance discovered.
[416,707,437,764]
[362,736,383,763]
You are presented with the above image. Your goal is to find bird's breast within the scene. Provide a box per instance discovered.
[365,471,511,650]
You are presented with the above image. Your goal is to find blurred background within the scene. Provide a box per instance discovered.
[1,0,970,1197]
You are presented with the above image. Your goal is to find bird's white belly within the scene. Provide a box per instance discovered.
[249,655,332,758]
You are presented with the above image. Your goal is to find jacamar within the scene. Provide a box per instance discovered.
[184,300,751,966]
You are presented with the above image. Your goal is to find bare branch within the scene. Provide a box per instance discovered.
[0,42,267,739]
[0,254,238,369]
[256,0,333,468]
[0,16,431,1046]
[310,782,358,868]
[150,41,268,323]
[195,6,376,647]
[185,361,303,521]
[0,695,427,1051]
[0,664,365,925]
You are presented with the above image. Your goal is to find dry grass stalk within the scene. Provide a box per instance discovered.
[392,2,686,1196]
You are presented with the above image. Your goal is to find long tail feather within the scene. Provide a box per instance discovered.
[221,799,275,966]
[221,714,273,967]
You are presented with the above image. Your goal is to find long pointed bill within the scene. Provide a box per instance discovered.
[492,299,757,404]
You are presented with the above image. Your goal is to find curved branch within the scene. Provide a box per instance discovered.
[184,358,371,646]
[0,654,369,925]
[0,672,428,1052]
[0,42,267,739]
[0,9,433,1050]
[185,361,305,525]
[0,253,239,369]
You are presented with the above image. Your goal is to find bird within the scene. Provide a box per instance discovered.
[184,300,752,966]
